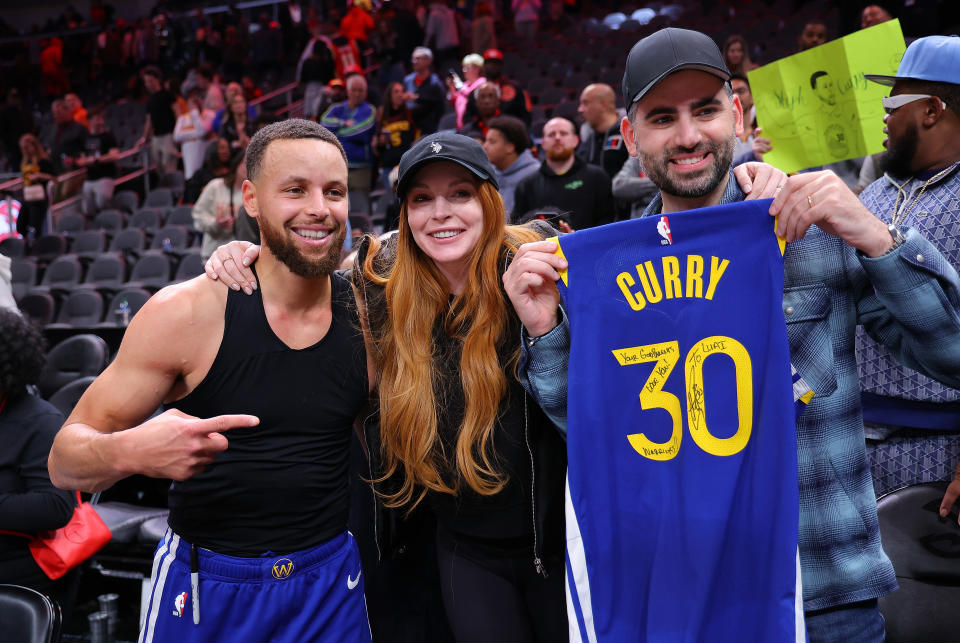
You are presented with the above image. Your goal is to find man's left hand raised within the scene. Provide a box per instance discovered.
[770,171,893,257]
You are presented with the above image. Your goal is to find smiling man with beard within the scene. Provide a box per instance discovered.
[855,36,960,520]
[49,119,373,642]
[511,116,614,228]
[505,28,960,641]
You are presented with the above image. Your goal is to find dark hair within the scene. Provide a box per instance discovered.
[900,79,960,118]
[730,73,750,87]
[142,66,162,80]
[245,118,347,182]
[487,115,531,152]
[0,310,47,402]
[810,70,829,89]
[382,81,410,119]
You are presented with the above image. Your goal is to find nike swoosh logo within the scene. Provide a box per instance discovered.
[347,571,361,590]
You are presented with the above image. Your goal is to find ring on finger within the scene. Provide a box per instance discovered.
[806,194,814,208]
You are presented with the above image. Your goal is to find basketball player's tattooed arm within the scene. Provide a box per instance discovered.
[49,280,259,493]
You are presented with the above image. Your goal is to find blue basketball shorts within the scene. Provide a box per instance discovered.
[138,529,371,642]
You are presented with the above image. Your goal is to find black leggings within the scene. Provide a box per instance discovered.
[435,526,568,643]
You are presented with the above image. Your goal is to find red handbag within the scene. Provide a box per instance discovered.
[0,490,113,580]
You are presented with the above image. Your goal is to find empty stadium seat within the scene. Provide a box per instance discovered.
[69,229,108,261]
[0,584,61,643]
[159,171,186,201]
[108,228,147,256]
[32,255,82,294]
[100,287,152,327]
[145,187,174,209]
[165,205,196,228]
[37,334,110,397]
[10,258,36,301]
[0,237,26,258]
[127,253,172,290]
[17,292,55,327]
[129,209,162,231]
[173,251,204,282]
[47,376,97,416]
[111,190,140,213]
[55,212,85,235]
[46,289,105,329]
[79,253,127,293]
[149,225,190,252]
[29,234,68,264]
[93,209,126,232]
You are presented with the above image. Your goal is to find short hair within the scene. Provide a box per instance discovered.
[487,115,531,152]
[730,74,750,87]
[900,79,960,117]
[545,116,578,135]
[0,309,47,402]
[245,118,347,182]
[810,71,829,89]
[412,46,433,61]
[474,82,501,100]
[142,66,162,80]
[462,53,484,68]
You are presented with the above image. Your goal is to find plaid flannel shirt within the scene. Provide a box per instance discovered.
[519,172,960,610]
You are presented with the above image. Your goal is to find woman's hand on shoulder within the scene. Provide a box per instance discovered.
[502,239,566,337]
[204,241,260,294]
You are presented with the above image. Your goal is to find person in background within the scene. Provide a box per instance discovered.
[722,35,758,77]
[341,0,375,46]
[576,83,628,179]
[611,155,658,219]
[219,93,255,151]
[512,117,613,229]
[483,115,538,216]
[448,54,487,131]
[0,255,16,311]
[861,4,894,29]
[64,93,89,129]
[376,81,419,194]
[0,89,34,172]
[797,20,828,51]
[17,134,56,242]
[0,310,75,610]
[730,74,772,166]
[403,46,446,135]
[40,99,88,174]
[77,108,119,215]
[512,0,541,40]
[211,82,257,135]
[460,82,501,140]
[174,88,215,180]
[423,0,461,74]
[476,49,531,125]
[471,2,496,55]
[192,154,246,261]
[323,74,376,214]
[139,67,178,174]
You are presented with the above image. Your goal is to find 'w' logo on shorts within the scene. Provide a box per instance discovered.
[272,558,294,580]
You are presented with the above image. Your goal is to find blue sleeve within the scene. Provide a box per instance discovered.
[517,307,570,434]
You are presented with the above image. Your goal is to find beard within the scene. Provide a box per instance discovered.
[259,214,347,279]
[878,121,919,179]
[545,145,575,163]
[637,132,735,199]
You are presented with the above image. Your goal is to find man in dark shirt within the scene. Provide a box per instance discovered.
[139,67,178,173]
[512,117,614,229]
[39,98,88,173]
[78,108,120,215]
[402,46,445,135]
[49,120,373,642]
[476,49,531,125]
[576,83,628,179]
[459,82,501,140]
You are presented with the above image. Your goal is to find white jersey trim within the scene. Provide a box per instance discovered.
[565,474,598,643]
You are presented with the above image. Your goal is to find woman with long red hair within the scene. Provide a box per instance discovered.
[206,132,568,642]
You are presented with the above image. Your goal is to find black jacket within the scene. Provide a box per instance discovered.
[512,155,615,230]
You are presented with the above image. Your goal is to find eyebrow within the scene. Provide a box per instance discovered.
[644,96,724,118]
[279,176,347,188]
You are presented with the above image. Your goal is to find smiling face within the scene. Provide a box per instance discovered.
[404,161,485,292]
[622,70,742,204]
[245,138,349,278]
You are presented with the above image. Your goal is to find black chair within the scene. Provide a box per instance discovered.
[145,187,174,209]
[159,170,186,201]
[99,287,152,327]
[17,292,55,327]
[149,225,190,253]
[129,208,162,232]
[0,584,61,643]
[47,376,97,416]
[174,251,204,281]
[111,189,140,213]
[32,255,82,295]
[37,333,110,397]
[29,234,68,264]
[69,229,108,261]
[46,289,105,329]
[55,212,85,235]
[108,227,146,256]
[92,209,126,232]
[877,482,960,643]
[79,253,127,294]
[127,253,172,290]
[10,258,37,301]
[0,236,26,258]
[165,205,196,230]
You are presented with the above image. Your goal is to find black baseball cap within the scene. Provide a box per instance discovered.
[622,28,731,106]
[396,132,498,200]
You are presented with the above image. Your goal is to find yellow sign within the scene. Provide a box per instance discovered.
[748,20,906,173]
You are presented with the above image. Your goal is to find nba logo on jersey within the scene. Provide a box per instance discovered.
[657,216,673,245]
[172,591,187,617]
[555,199,805,642]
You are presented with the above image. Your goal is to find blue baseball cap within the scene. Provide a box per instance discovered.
[865,35,960,87]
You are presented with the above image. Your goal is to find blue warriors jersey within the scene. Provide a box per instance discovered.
[556,200,806,642]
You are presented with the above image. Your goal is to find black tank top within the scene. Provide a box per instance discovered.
[167,271,368,555]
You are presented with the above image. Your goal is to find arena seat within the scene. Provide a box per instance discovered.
[173,251,204,282]
[111,190,140,213]
[145,187,174,209]
[127,253,172,291]
[165,205,196,228]
[877,482,960,643]
[46,289,105,329]
[47,376,96,416]
[29,234,68,264]
[69,229,108,262]
[0,584,61,643]
[10,258,37,301]
[108,228,147,256]
[55,212,85,235]
[37,334,110,397]
[92,502,170,545]
[129,209,162,232]
[159,171,186,201]
[32,255,82,295]
[92,209,126,233]
[149,225,190,253]
[79,253,127,294]
[99,287,152,327]
[0,237,26,258]
[17,292,55,327]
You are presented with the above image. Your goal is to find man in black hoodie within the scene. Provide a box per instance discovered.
[512,117,614,229]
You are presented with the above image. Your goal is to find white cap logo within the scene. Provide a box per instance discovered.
[430,142,443,154]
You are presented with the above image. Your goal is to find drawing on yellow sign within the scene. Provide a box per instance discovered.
[748,20,906,173]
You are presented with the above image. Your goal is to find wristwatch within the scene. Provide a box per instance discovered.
[885,223,907,254]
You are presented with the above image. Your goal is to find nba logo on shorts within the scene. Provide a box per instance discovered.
[657,216,673,245]
[172,591,187,617]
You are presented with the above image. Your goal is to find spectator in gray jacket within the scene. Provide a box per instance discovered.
[483,115,539,217]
